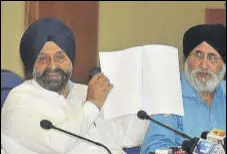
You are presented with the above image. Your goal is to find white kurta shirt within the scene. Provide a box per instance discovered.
[1,79,149,154]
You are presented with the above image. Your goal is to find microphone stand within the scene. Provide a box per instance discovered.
[41,120,112,154]
[137,110,193,140]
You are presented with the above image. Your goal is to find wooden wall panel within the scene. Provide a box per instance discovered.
[25,1,99,84]
[205,8,226,25]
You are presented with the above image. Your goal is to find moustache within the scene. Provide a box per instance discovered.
[194,69,214,76]
[41,68,67,78]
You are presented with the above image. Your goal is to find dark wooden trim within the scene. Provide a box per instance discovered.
[205,8,226,25]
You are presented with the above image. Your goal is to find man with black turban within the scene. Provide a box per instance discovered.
[141,24,226,153]
[1,17,148,154]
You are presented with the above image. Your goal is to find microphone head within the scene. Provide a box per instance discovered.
[137,110,149,120]
[40,120,53,130]
[181,138,199,153]
[89,67,101,80]
[201,131,209,139]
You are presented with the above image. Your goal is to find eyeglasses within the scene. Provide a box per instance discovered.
[189,50,222,64]
[37,52,67,64]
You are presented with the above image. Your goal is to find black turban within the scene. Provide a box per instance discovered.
[183,24,226,63]
[20,17,76,72]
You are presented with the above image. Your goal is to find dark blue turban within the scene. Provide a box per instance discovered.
[20,17,76,72]
[183,24,226,63]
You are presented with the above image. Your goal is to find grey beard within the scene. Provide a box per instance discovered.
[33,66,72,93]
[184,59,226,93]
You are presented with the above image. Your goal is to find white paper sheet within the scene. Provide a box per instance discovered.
[141,45,184,116]
[99,44,184,120]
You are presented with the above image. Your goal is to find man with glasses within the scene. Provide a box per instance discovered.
[141,24,226,153]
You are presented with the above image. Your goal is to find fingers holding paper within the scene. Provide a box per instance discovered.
[86,73,113,109]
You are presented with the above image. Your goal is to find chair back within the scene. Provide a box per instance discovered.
[1,70,23,108]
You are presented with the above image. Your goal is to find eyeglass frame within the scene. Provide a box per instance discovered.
[188,50,223,64]
[36,51,68,64]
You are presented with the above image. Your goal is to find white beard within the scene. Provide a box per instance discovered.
[184,59,226,92]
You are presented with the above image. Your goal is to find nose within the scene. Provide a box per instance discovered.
[199,58,209,69]
[49,58,57,70]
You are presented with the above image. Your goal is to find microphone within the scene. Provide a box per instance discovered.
[201,129,226,152]
[40,120,112,154]
[182,138,225,154]
[181,130,226,154]
[201,131,209,139]
[207,129,226,145]
[181,138,200,154]
[89,67,101,80]
[137,110,193,140]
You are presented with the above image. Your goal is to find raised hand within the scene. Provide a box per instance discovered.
[86,73,113,109]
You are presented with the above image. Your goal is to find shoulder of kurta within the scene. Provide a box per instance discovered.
[7,80,34,97]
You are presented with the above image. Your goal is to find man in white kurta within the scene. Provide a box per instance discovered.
[1,80,148,154]
[1,17,148,154]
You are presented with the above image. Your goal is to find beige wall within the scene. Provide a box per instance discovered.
[1,1,25,78]
[98,1,225,71]
[1,1,225,76]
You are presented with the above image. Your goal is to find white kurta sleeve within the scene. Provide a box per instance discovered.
[122,115,149,147]
[1,89,100,154]
[112,115,149,148]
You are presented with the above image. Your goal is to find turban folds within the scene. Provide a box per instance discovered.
[20,17,76,72]
[183,24,226,63]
